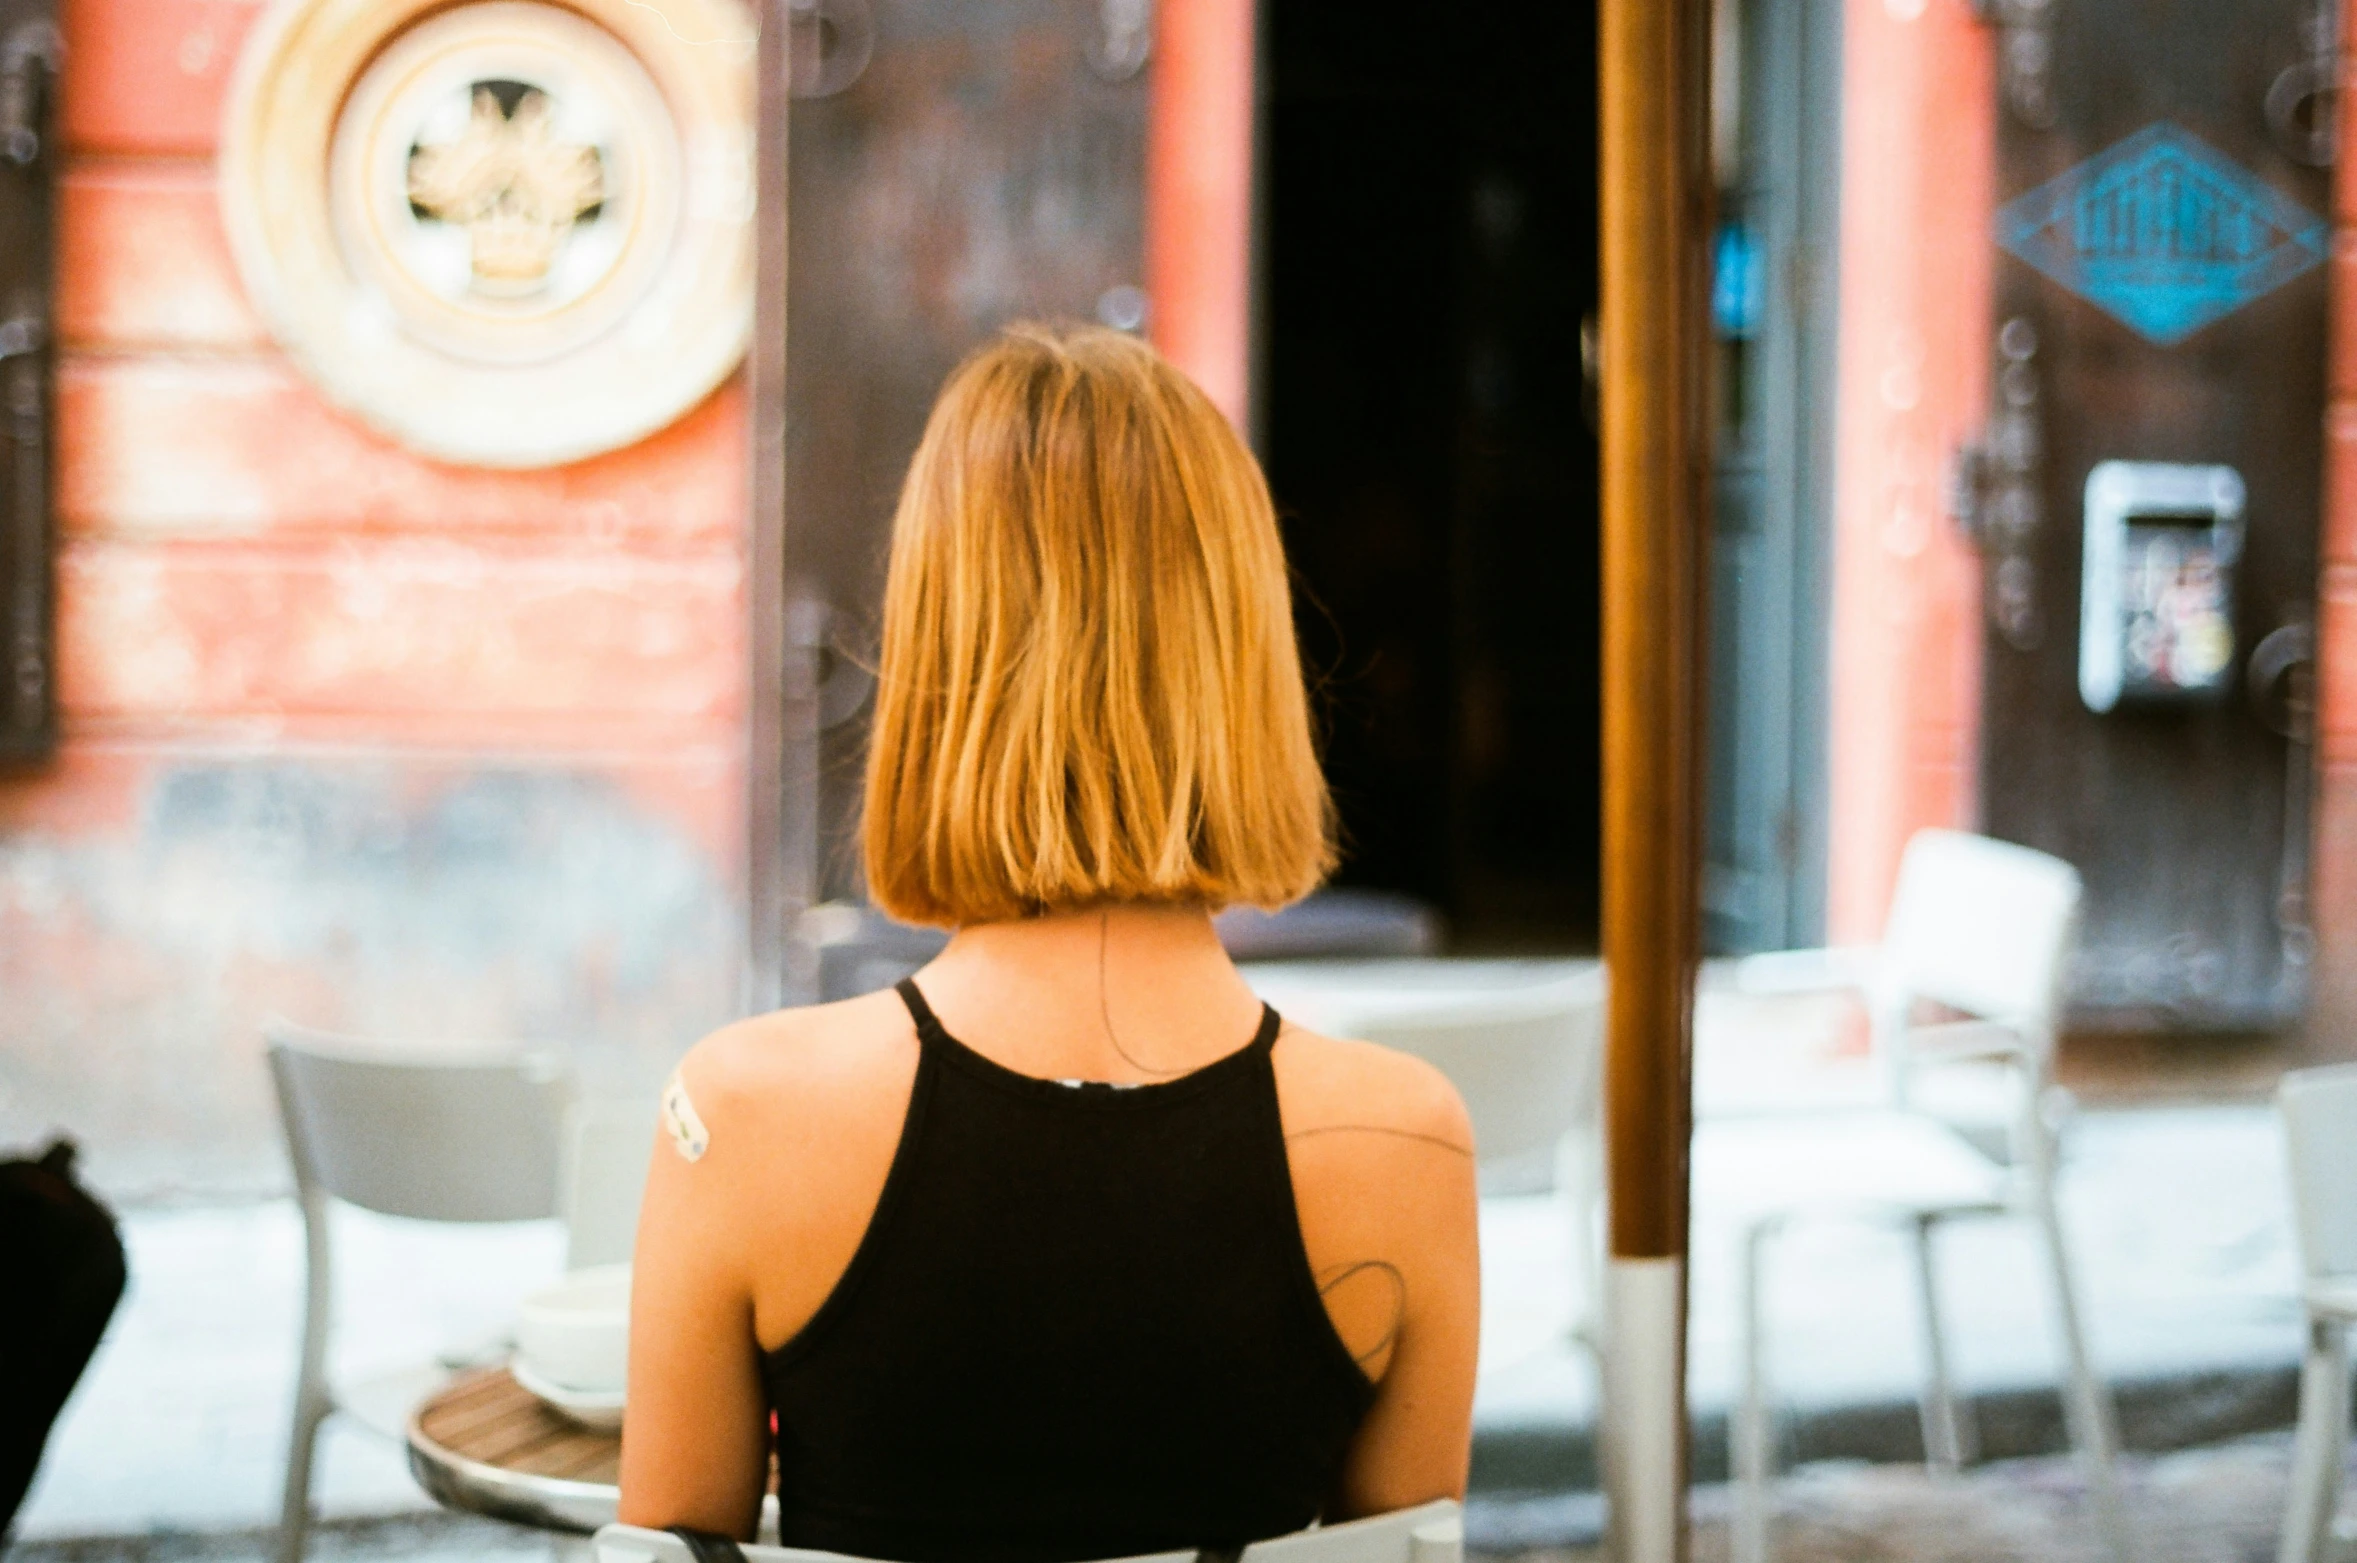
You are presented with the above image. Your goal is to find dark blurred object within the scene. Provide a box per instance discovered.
[0,1138,125,1540]
[0,0,57,767]
[1263,0,1598,947]
[813,890,1444,1001]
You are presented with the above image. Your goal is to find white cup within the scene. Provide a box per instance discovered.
[515,1262,631,1394]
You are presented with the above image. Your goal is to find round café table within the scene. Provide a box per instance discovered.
[407,1367,622,1533]
[408,1368,784,1536]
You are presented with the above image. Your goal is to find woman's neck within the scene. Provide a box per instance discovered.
[915,903,1266,1081]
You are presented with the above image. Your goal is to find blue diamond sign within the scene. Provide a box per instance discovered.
[1996,122,2328,345]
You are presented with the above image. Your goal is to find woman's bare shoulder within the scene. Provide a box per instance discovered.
[646,989,925,1357]
[673,988,920,1145]
[1269,1021,1475,1159]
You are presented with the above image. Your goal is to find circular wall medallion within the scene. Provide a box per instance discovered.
[221,0,755,468]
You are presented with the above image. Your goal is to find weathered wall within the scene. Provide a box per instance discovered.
[0,0,750,1198]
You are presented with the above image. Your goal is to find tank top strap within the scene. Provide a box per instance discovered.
[893,976,949,1044]
[1246,997,1282,1055]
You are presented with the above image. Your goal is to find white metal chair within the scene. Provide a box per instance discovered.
[561,1096,659,1271]
[594,1498,1464,1563]
[1244,963,1606,1342]
[265,1021,573,1563]
[1692,828,2127,1563]
[2277,1063,2357,1563]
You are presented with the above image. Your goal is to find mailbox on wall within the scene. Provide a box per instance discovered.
[2078,461,2243,714]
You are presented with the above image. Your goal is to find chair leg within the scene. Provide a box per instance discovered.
[275,1389,331,1563]
[1734,1220,1776,1563]
[277,1189,335,1563]
[1559,1129,1603,1352]
[2031,1188,2130,1563]
[2278,1314,2350,1563]
[1909,1214,1974,1474]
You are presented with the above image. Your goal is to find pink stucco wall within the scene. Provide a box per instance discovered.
[0,0,751,1195]
[1822,0,1993,945]
[1144,0,1253,428]
[2305,3,2357,1050]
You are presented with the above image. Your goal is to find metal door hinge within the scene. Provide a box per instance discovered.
[2266,0,2340,166]
[0,313,44,361]
[1972,0,2057,129]
[0,19,56,167]
[787,0,871,98]
[1088,0,1151,81]
[2248,621,2316,740]
[1947,315,2044,649]
[785,595,875,731]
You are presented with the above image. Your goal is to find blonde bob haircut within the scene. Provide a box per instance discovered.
[862,322,1335,928]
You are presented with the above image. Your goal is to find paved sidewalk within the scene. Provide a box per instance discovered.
[13,1437,2343,1563]
[1466,1433,2351,1561]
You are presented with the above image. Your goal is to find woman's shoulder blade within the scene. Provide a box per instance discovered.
[1270,1023,1475,1160]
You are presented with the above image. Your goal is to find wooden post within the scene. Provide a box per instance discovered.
[746,0,800,1013]
[1598,0,1711,1557]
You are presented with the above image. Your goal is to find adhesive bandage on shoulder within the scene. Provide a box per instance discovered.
[662,1069,710,1163]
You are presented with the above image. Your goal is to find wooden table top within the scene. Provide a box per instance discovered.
[411,1365,620,1497]
[409,1366,781,1533]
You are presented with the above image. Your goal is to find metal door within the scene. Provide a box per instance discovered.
[0,0,55,767]
[779,0,1150,997]
[1970,0,2330,1026]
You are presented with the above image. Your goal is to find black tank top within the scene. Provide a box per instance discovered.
[761,979,1376,1563]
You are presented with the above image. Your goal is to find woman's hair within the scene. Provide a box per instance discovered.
[862,322,1334,928]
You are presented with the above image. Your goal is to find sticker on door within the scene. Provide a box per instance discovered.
[1996,122,2326,345]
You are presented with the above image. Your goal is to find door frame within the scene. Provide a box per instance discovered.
[1704,0,1843,952]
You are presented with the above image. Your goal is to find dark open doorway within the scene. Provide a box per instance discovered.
[1261,0,1602,949]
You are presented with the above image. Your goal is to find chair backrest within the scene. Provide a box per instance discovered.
[1325,982,1602,1167]
[2280,1063,2357,1281]
[592,1499,1462,1563]
[1240,1499,1462,1563]
[562,1096,658,1269]
[267,1021,570,1223]
[1877,829,2082,1041]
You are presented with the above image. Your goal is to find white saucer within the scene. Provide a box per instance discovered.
[511,1356,625,1432]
